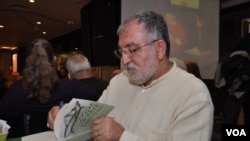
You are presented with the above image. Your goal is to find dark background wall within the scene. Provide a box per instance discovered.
[50,29,82,54]
[220,3,250,57]
[81,0,121,66]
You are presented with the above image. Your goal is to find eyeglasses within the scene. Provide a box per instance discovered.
[114,40,159,59]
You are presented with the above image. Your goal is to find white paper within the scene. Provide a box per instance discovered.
[22,131,57,141]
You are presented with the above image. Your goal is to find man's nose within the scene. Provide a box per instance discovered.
[121,53,132,65]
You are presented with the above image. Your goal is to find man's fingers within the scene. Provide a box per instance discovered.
[47,106,60,130]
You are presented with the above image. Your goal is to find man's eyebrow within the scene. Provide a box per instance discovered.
[122,42,138,48]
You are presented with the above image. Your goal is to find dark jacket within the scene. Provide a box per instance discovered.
[78,77,109,98]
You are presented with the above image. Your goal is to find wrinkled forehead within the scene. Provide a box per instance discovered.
[118,21,146,48]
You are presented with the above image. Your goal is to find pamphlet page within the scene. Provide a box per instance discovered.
[54,98,114,141]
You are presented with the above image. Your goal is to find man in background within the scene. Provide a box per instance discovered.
[66,53,109,99]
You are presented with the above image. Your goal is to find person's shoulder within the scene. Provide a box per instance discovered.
[70,78,101,100]
[57,78,92,88]
[56,78,73,85]
[51,78,75,92]
[171,66,205,86]
[89,77,106,81]
[51,78,98,100]
[93,77,109,84]
[83,77,109,85]
[70,78,96,89]
[0,80,24,102]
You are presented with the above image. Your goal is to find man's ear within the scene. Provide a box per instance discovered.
[155,39,167,60]
[68,73,72,79]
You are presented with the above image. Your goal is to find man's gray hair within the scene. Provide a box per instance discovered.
[117,11,170,56]
[66,54,91,74]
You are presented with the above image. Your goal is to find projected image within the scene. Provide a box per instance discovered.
[167,14,211,58]
[183,16,211,57]
[161,0,211,59]
[165,12,187,53]
[171,0,199,9]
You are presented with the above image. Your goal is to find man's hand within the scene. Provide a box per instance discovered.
[91,116,124,141]
[47,106,60,130]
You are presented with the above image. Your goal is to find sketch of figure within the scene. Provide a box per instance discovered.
[64,101,86,138]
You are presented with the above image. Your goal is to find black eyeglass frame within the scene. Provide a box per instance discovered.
[114,39,159,59]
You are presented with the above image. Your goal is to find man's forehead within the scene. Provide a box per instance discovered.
[118,28,145,47]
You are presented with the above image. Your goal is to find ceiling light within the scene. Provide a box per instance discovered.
[36,21,41,25]
[42,31,46,34]
[1,46,17,50]
[29,0,35,3]
[0,25,4,28]
[67,21,74,25]
[245,18,250,23]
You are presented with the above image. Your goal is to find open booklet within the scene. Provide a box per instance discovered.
[22,98,114,141]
